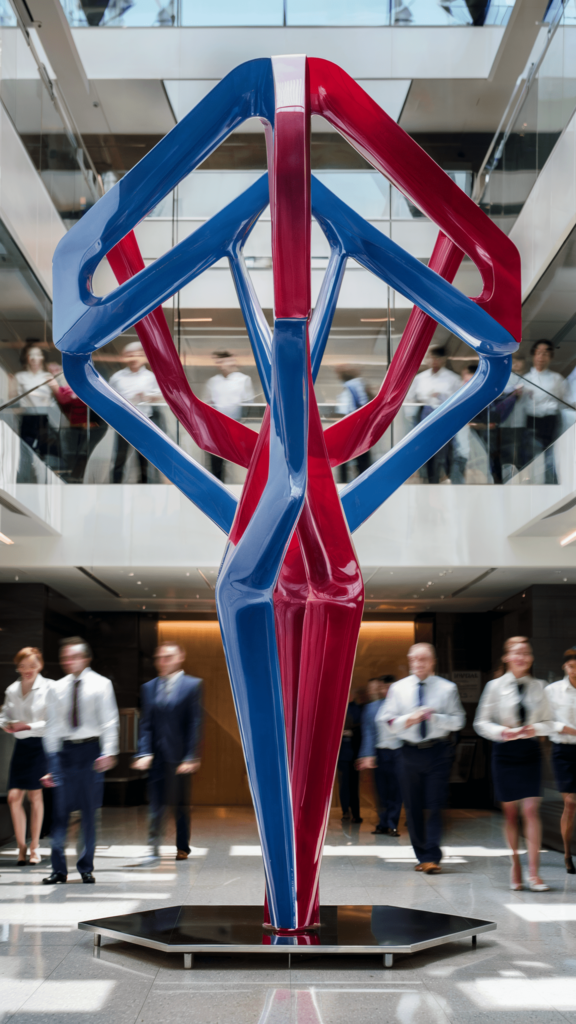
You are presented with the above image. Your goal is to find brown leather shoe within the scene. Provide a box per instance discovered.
[414,863,426,871]
[176,850,189,861]
[423,862,441,874]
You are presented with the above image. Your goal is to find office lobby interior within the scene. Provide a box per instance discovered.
[2,0,576,1019]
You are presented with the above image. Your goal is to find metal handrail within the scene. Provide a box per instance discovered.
[0,372,63,415]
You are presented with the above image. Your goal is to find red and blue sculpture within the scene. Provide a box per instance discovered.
[53,56,520,933]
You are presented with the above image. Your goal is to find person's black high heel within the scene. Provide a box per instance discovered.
[565,855,576,874]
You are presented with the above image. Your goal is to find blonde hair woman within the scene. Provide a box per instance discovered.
[0,648,50,864]
[474,639,552,892]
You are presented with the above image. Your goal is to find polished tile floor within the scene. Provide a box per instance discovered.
[0,805,575,1023]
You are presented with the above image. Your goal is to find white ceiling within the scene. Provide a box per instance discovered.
[1,562,574,614]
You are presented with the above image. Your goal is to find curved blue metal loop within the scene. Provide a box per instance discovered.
[342,353,512,532]
[53,58,274,353]
[62,352,238,534]
[216,318,309,929]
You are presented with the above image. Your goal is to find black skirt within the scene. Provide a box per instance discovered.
[492,738,541,802]
[551,743,576,794]
[8,737,46,791]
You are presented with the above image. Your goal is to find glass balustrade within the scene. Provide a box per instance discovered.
[59,0,516,28]
[2,334,575,488]
[479,0,576,233]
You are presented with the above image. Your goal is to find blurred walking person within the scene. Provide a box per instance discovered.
[356,676,402,835]
[384,643,465,873]
[132,643,203,860]
[204,351,254,481]
[0,647,50,865]
[474,639,552,891]
[41,638,119,884]
[337,688,363,824]
[545,647,576,874]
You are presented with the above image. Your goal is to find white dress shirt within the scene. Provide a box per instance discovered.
[109,366,162,418]
[158,669,184,700]
[336,378,369,416]
[383,674,465,743]
[374,706,402,750]
[522,368,569,417]
[546,678,576,744]
[474,672,552,743]
[43,667,119,757]
[406,366,462,409]
[0,674,51,739]
[204,371,255,420]
[15,370,55,408]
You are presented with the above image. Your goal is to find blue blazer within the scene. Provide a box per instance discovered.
[138,674,203,765]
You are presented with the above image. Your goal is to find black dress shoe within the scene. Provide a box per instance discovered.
[81,872,95,884]
[42,872,67,885]
[351,817,363,824]
[372,826,388,835]
[565,856,576,875]
[386,828,401,837]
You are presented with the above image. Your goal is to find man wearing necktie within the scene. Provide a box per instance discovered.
[384,643,465,874]
[133,642,203,860]
[41,637,119,884]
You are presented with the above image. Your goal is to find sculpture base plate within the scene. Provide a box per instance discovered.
[80,905,496,969]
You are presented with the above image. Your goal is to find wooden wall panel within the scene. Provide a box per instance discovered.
[158,621,251,805]
[158,619,415,808]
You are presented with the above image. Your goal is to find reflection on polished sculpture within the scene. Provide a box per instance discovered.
[53,55,521,933]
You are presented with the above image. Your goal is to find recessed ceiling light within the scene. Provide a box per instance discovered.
[137,581,141,585]
[153,594,156,597]
[129,572,134,576]
[0,532,14,545]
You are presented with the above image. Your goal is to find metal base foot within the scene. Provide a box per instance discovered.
[384,953,393,968]
[184,953,193,969]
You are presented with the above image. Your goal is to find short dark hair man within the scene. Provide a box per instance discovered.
[357,675,402,836]
[133,643,203,860]
[42,637,119,885]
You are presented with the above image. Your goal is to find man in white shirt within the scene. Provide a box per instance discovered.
[42,637,119,884]
[522,340,569,484]
[335,365,371,483]
[109,341,162,483]
[406,348,461,483]
[383,643,465,873]
[204,350,255,481]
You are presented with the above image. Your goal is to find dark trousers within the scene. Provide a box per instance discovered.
[526,414,558,483]
[338,450,370,484]
[398,742,452,864]
[148,761,191,853]
[337,757,360,819]
[210,454,225,480]
[374,748,402,830]
[113,434,148,483]
[50,740,103,876]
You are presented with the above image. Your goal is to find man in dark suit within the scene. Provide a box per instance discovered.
[132,642,202,860]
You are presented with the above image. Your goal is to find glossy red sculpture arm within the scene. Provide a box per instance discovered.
[308,57,521,342]
[108,231,258,468]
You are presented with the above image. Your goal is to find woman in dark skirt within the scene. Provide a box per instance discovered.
[475,639,553,892]
[0,648,50,865]
[546,647,576,874]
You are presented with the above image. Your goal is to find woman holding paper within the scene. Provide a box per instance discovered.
[0,648,51,864]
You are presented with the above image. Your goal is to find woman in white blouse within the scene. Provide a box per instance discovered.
[474,639,553,892]
[546,647,576,874]
[0,648,50,865]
